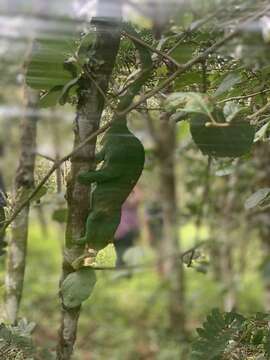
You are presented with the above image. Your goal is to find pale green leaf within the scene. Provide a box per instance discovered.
[244,188,270,210]
[214,72,242,98]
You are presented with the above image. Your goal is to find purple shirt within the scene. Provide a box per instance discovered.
[114,199,139,240]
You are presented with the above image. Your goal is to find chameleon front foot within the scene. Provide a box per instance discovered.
[71,248,97,270]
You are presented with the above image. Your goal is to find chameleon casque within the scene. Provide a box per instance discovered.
[76,25,152,252]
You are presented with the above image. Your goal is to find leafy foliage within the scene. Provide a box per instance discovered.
[4,1,270,358]
[25,30,96,107]
[191,309,270,360]
[190,110,255,158]
[26,36,77,90]
[167,93,255,157]
[0,320,35,359]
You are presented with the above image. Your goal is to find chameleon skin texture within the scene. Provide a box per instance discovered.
[77,119,145,251]
[76,24,151,251]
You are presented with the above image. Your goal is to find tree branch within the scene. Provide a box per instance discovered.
[1,121,113,234]
[36,152,55,163]
[167,11,219,55]
[91,242,206,271]
[248,101,270,122]
[122,30,182,68]
[218,88,270,104]
[118,4,270,117]
[2,3,269,234]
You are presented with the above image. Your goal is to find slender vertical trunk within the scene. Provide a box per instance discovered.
[5,91,38,324]
[220,234,235,312]
[252,144,270,310]
[219,175,238,312]
[0,142,7,256]
[155,113,187,340]
[56,5,121,358]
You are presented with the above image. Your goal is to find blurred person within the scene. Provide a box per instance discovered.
[113,186,142,267]
[145,200,163,247]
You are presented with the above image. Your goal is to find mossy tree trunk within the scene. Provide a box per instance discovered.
[56,4,122,359]
[147,110,187,341]
[5,91,38,324]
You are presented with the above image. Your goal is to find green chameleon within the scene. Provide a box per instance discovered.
[76,24,152,251]
[77,116,145,251]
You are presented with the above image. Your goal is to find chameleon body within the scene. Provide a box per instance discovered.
[77,118,145,250]
[76,24,152,251]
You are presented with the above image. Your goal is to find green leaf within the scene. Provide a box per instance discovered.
[170,43,195,63]
[191,309,245,360]
[61,267,97,308]
[26,36,77,90]
[190,109,255,157]
[166,92,214,118]
[77,32,96,65]
[39,86,64,108]
[244,188,270,210]
[214,72,242,98]
[174,71,202,90]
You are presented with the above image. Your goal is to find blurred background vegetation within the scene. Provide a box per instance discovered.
[0,0,270,359]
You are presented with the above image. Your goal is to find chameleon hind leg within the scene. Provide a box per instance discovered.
[76,210,121,251]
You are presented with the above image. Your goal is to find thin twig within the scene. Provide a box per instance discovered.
[0,121,113,233]
[91,242,206,271]
[84,68,117,112]
[167,11,219,55]
[218,88,270,104]
[122,30,182,68]
[247,101,270,122]
[36,152,55,163]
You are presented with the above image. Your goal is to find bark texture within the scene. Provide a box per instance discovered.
[210,174,238,312]
[56,5,121,359]
[219,191,237,312]
[252,144,270,310]
[0,143,7,256]
[150,112,187,340]
[5,91,38,324]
